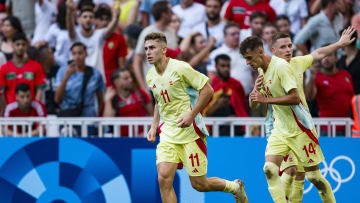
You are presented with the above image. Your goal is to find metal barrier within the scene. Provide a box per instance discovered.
[0,117,354,137]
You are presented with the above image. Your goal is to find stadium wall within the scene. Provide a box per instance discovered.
[0,137,357,202]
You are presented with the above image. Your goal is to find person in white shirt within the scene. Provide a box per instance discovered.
[262,22,278,56]
[240,11,266,43]
[32,0,57,45]
[66,0,120,81]
[207,23,253,95]
[172,0,206,38]
[269,0,309,34]
[192,0,225,48]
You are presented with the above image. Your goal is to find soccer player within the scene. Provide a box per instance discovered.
[239,28,354,202]
[145,32,248,203]
[268,28,356,202]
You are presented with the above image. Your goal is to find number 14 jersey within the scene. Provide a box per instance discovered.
[146,58,210,144]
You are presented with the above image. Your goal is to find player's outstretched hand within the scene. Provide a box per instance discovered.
[147,127,156,143]
[177,113,193,128]
[338,26,356,47]
[249,89,267,104]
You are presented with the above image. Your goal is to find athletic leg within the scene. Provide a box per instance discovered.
[264,155,287,203]
[157,162,178,203]
[289,171,305,203]
[305,165,336,203]
[281,165,297,199]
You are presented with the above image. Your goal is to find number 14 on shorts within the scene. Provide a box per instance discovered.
[303,142,316,157]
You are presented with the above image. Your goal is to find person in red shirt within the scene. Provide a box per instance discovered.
[103,69,153,136]
[306,47,355,136]
[224,0,276,29]
[0,32,46,108]
[3,83,47,136]
[94,6,128,87]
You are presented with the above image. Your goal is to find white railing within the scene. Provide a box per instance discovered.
[0,117,354,137]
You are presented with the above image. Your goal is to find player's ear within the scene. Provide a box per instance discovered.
[271,46,276,54]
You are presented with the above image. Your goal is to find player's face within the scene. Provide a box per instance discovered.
[277,19,290,34]
[250,17,265,37]
[79,11,94,31]
[215,59,230,80]
[272,37,293,62]
[243,48,264,70]
[16,90,31,110]
[205,0,221,21]
[71,46,87,66]
[118,71,133,91]
[13,39,27,57]
[262,26,278,42]
[321,53,337,70]
[144,40,166,64]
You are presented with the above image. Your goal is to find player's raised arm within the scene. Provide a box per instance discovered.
[311,26,356,62]
[250,88,300,105]
[177,82,214,128]
[147,103,159,143]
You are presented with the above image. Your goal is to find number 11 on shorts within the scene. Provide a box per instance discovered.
[189,153,200,167]
[302,143,316,157]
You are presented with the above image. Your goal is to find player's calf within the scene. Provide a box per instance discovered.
[263,161,287,203]
[305,167,336,203]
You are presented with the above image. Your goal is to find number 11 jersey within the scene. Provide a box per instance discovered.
[146,58,209,144]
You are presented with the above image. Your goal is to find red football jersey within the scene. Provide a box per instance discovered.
[103,33,128,87]
[315,69,354,130]
[224,0,276,29]
[0,59,46,103]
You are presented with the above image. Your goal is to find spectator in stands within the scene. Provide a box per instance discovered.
[103,69,153,136]
[262,22,278,56]
[169,13,182,43]
[208,23,253,95]
[66,0,120,82]
[123,24,142,70]
[294,0,343,54]
[305,47,354,136]
[172,0,206,38]
[193,0,225,48]
[276,15,294,40]
[3,83,47,136]
[203,54,247,136]
[6,0,36,37]
[44,1,72,67]
[35,43,60,115]
[76,0,95,10]
[338,30,360,94]
[179,32,215,75]
[114,0,140,29]
[269,0,309,34]
[0,10,8,37]
[0,33,46,108]
[240,11,266,43]
[224,0,276,29]
[133,0,177,91]
[140,0,180,27]
[0,16,24,60]
[55,42,105,118]
[32,0,57,45]
[94,5,128,87]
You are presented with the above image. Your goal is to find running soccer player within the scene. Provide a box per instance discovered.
[145,32,248,203]
[267,28,356,202]
[240,30,352,202]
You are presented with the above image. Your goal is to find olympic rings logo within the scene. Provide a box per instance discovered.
[304,156,355,194]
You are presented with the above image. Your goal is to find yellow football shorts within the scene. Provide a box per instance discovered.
[156,136,207,176]
[280,151,305,173]
[266,129,324,168]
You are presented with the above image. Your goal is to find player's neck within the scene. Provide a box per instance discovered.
[154,57,170,75]
[262,55,272,72]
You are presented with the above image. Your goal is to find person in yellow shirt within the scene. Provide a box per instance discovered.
[239,28,355,203]
[268,28,356,203]
[145,32,248,203]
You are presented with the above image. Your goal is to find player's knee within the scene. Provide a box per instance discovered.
[306,170,326,191]
[284,166,297,177]
[191,180,209,192]
[158,174,172,187]
[263,162,279,180]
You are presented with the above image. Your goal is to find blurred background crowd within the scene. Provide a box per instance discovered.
[0,0,358,137]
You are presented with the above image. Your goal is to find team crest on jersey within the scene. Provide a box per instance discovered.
[298,72,302,78]
[153,84,156,88]
[169,79,173,86]
[269,79,272,84]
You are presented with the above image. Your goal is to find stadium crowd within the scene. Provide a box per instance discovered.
[0,0,358,136]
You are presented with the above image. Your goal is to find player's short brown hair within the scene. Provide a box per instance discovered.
[271,32,291,46]
[239,36,263,55]
[144,32,167,45]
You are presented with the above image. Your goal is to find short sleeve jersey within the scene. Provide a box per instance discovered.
[146,58,209,144]
[0,59,46,103]
[261,56,313,137]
